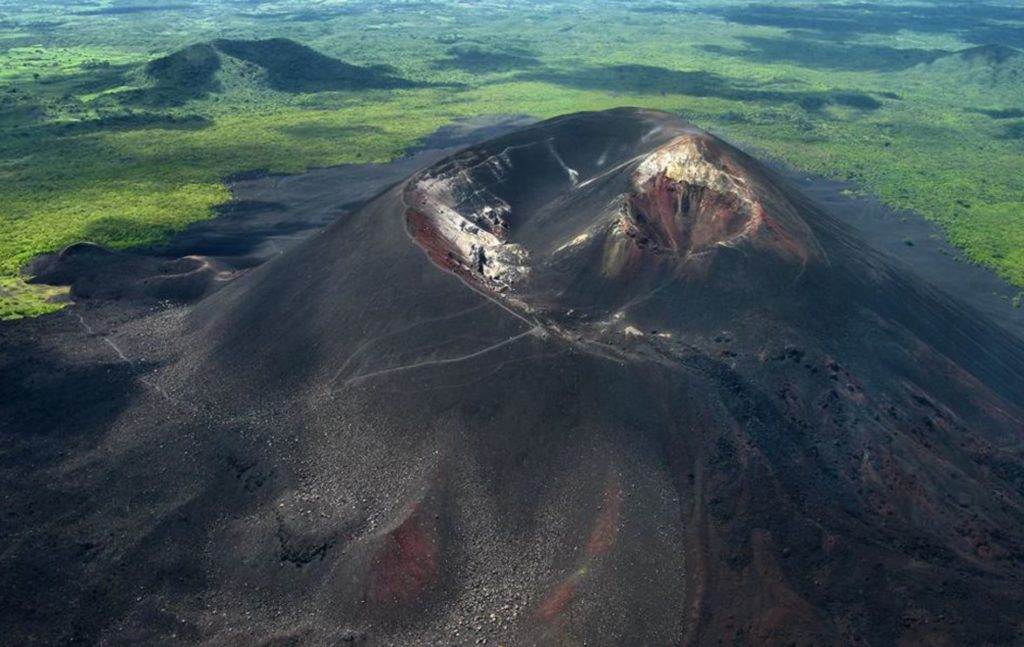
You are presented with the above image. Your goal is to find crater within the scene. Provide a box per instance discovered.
[404,121,823,318]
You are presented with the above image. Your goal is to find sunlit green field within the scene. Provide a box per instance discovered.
[1,0,1022,318]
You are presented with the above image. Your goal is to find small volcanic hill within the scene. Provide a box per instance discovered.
[911,44,1024,97]
[4,109,1024,646]
[133,37,414,105]
[210,38,415,93]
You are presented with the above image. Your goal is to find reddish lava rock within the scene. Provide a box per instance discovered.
[369,510,440,606]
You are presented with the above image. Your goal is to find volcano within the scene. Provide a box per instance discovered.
[3,108,1024,646]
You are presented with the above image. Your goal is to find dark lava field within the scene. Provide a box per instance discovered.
[2,109,1024,646]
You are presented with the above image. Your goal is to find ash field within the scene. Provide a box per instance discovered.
[2,108,1024,646]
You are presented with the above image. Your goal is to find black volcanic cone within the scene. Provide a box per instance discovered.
[4,109,1024,646]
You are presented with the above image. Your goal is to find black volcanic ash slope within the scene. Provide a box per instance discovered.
[4,109,1024,647]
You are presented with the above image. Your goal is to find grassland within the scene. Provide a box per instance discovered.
[1,0,1022,318]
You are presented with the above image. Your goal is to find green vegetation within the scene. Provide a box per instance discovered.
[0,0,1022,319]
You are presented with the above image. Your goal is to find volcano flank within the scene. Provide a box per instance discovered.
[3,109,1024,646]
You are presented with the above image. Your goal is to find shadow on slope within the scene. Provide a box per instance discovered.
[703,35,948,72]
[516,64,884,111]
[432,45,542,74]
[706,2,1024,46]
